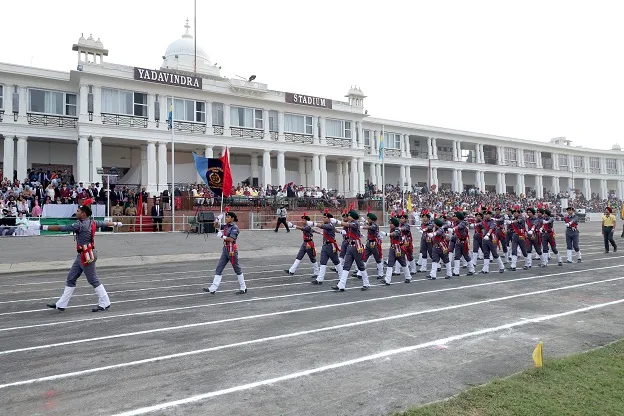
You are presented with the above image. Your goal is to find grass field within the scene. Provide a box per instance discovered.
[396,339,624,416]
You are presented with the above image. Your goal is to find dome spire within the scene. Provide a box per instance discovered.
[182,18,192,39]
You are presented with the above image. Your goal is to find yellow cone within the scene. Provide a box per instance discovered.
[532,341,543,367]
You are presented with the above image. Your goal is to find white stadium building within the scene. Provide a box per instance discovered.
[1,22,624,199]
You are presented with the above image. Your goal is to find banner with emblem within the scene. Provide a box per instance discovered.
[192,149,233,197]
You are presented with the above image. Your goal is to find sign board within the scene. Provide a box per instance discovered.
[134,67,202,89]
[285,92,332,109]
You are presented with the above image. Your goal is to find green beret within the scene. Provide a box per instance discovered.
[348,210,359,220]
[367,213,377,221]
[455,211,465,220]
[434,218,444,227]
[390,218,400,227]
[526,208,536,215]
[544,209,552,216]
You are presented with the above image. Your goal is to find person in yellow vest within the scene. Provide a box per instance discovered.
[620,205,624,238]
[602,207,617,253]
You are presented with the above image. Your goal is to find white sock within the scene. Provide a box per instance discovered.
[497,257,504,270]
[209,275,222,292]
[403,266,411,281]
[237,274,246,291]
[566,250,572,262]
[338,270,349,289]
[56,286,75,309]
[453,260,460,275]
[313,262,319,275]
[410,259,417,273]
[430,262,438,278]
[377,262,384,277]
[360,269,370,287]
[526,255,532,268]
[556,253,562,262]
[419,257,428,271]
[289,259,301,273]
[445,261,452,276]
[482,258,490,273]
[94,284,111,308]
[577,251,582,260]
[335,261,344,275]
[317,265,327,281]
[511,255,518,268]
[384,266,393,284]
[468,258,475,273]
[542,253,549,266]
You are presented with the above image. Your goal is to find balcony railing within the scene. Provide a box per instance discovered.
[0,110,4,122]
[27,113,77,128]
[484,158,498,165]
[284,133,314,144]
[326,137,352,148]
[213,125,224,135]
[543,162,554,170]
[230,127,264,139]
[506,160,519,167]
[384,148,402,157]
[573,166,584,173]
[607,168,618,175]
[525,162,537,168]
[438,154,453,161]
[589,168,601,174]
[172,121,206,133]
[270,131,278,141]
[410,150,428,159]
[101,113,148,128]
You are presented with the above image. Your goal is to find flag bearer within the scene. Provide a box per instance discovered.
[284,213,320,277]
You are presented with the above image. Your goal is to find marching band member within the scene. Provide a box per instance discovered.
[44,199,121,312]
[331,209,350,273]
[451,211,475,276]
[428,218,453,280]
[525,207,545,268]
[400,212,417,274]
[471,211,485,269]
[285,213,320,277]
[310,210,343,284]
[509,207,529,271]
[380,217,412,284]
[481,210,505,273]
[540,209,563,266]
[493,206,508,262]
[417,210,433,273]
[330,210,371,291]
[203,210,248,295]
[359,212,385,280]
[565,206,584,260]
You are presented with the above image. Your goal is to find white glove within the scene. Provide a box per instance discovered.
[330,218,338,224]
[216,213,224,222]
[287,222,293,228]
[341,230,347,235]
[483,235,490,241]
[379,231,388,237]
[539,228,544,233]
[448,228,454,235]
[222,235,228,241]
[217,230,223,238]
[291,224,298,230]
[504,220,511,225]
[360,226,365,229]
[427,233,434,238]
[565,222,570,227]
[113,222,123,227]
[528,230,533,235]
[446,221,452,227]
[306,221,316,227]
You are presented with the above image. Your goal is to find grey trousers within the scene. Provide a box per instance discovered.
[482,239,500,259]
[296,242,317,262]
[363,240,382,263]
[215,246,242,275]
[527,234,543,255]
[387,248,407,268]
[66,254,101,288]
[320,243,340,266]
[567,232,580,251]
[512,235,528,257]
[342,245,366,272]
[338,239,349,259]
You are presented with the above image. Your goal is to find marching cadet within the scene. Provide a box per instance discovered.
[565,206,584,260]
[451,211,475,276]
[309,210,343,284]
[400,212,418,274]
[525,207,545,268]
[493,206,508,262]
[417,210,433,273]
[329,209,371,291]
[508,207,529,271]
[359,212,385,280]
[427,217,453,280]
[331,209,350,273]
[504,207,514,262]
[43,199,122,312]
[285,213,320,277]
[540,209,563,266]
[203,210,248,295]
[379,217,412,284]
[471,211,485,269]
[481,210,506,273]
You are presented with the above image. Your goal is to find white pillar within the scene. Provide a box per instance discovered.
[90,137,102,184]
[427,137,433,159]
[251,152,259,184]
[399,164,406,191]
[376,163,383,190]
[358,157,365,194]
[475,170,481,191]
[432,138,438,159]
[499,146,506,166]
[350,122,357,148]
[337,160,344,195]
[401,135,407,158]
[2,136,14,182]
[584,156,591,174]
[205,146,214,159]
[223,104,231,136]
[306,158,313,187]
[263,110,270,140]
[496,172,502,193]
[456,141,463,162]
[263,150,272,186]
[600,157,607,175]
[312,116,319,144]
[312,154,321,187]
[157,142,168,192]
[319,116,326,145]
[452,141,458,162]
[319,154,327,190]
[350,158,358,197]
[536,151,543,169]
[406,165,412,190]
[369,163,376,189]
[299,157,306,186]
[500,173,506,193]
[536,175,543,198]
[452,169,459,192]
[146,141,157,194]
[205,100,214,135]
[618,180,624,199]
[475,144,481,163]
[431,167,439,189]
[404,134,411,158]
[481,171,486,190]
[567,176,574,193]
[277,151,286,187]
[457,169,463,192]
[343,160,350,196]
[517,173,524,195]
[278,111,285,142]
[16,136,28,184]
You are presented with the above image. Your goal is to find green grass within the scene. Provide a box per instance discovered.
[395,339,624,416]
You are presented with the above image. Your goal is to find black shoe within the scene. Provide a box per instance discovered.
[284,270,294,276]
[331,286,344,291]
[92,305,110,312]
[499,269,505,273]
[202,287,215,294]
[428,275,437,280]
[511,267,516,271]
[614,247,618,252]
[461,265,467,269]
[330,267,338,272]
[452,273,460,276]
[523,266,529,270]
[235,288,247,295]
[445,275,452,279]
[566,260,573,263]
[312,280,322,285]
[404,279,411,283]
[392,273,400,276]
[361,286,370,291]
[605,250,609,254]
[383,281,391,286]
[577,259,582,263]
[466,271,475,276]
[274,230,278,233]
[376,275,384,280]
[558,262,563,266]
[46,303,65,311]
[351,272,359,277]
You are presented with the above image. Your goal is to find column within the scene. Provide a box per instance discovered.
[277,151,286,187]
[250,152,259,185]
[146,141,157,194]
[312,116,319,145]
[456,141,463,162]
[2,137,14,182]
[452,169,459,192]
[75,136,89,185]
[584,156,590,174]
[535,175,543,198]
[369,163,376,189]
[399,164,406,191]
[342,160,350,196]
[499,146,506,166]
[319,154,327,190]
[516,173,524,195]
[337,160,344,196]
[568,155,574,173]
[475,170,481,191]
[90,137,102,184]
[319,116,326,145]
[406,165,412,190]
[600,179,608,199]
[306,158,313,187]
[475,144,482,163]
[350,122,357,148]
[223,104,231,136]
[431,167,439,189]
[404,135,411,158]
[553,153,559,170]
[618,180,624,200]
[263,110,270,140]
[496,172,502,193]
[583,178,591,198]
[457,169,464,192]
[350,158,358,197]
[553,176,560,195]
[205,100,214,134]
[277,111,285,142]
[452,141,458,162]
[357,158,365,194]
[358,122,365,149]
[427,137,433,159]
[567,176,574,193]
[500,173,506,193]
[157,142,167,192]
[480,144,486,164]
[400,135,407,158]
[376,164,383,190]
[536,151,543,169]
[263,150,272,186]
[16,137,28,183]
[205,146,214,159]
[312,154,321,187]
[600,157,607,175]
[432,138,438,159]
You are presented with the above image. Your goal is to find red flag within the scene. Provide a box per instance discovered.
[137,192,143,217]
[220,147,233,197]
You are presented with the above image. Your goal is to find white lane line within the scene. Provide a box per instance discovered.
[1,265,622,354]
[109,298,624,416]
[1,254,621,318]
[1,259,621,331]
[1,276,621,390]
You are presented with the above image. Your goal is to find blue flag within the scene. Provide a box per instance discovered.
[379,130,384,160]
[192,152,232,197]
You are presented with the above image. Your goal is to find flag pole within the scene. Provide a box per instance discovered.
[381,125,386,226]
[193,0,197,73]
[171,101,176,231]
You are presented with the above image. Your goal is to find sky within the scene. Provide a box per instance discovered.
[3,0,623,150]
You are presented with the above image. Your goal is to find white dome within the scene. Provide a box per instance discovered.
[161,20,220,77]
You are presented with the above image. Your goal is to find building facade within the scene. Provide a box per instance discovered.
[1,23,624,199]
